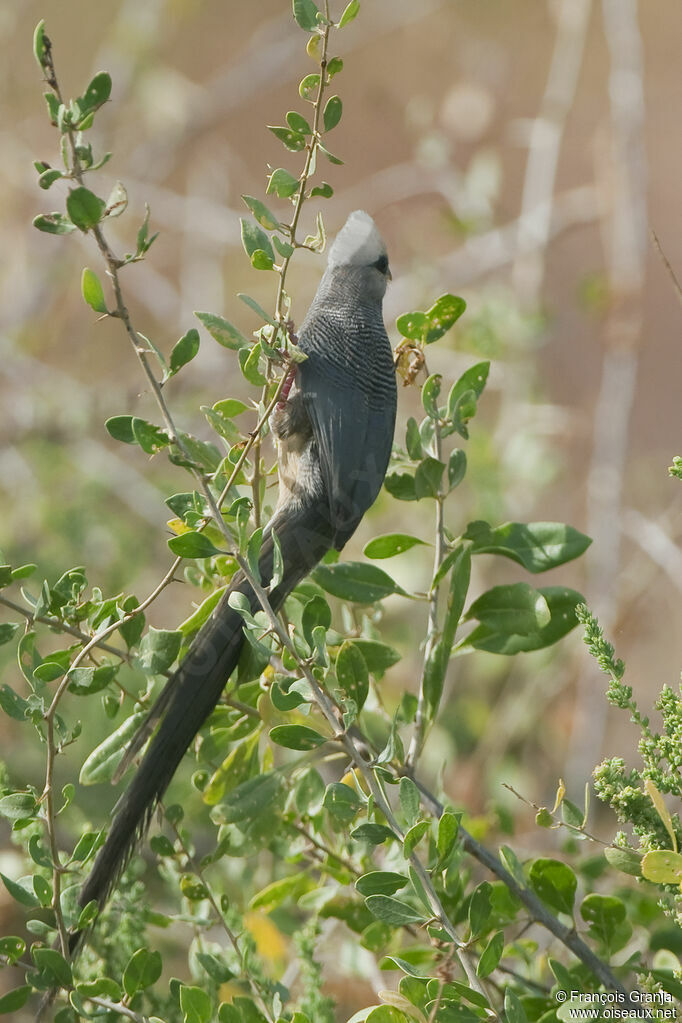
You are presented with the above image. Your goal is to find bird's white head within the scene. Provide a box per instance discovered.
[327,210,387,269]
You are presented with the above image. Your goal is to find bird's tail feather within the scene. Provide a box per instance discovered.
[71,500,332,951]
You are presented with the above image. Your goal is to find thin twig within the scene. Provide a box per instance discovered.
[407,357,447,769]
[650,229,682,308]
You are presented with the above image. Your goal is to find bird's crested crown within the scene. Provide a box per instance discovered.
[327,210,387,269]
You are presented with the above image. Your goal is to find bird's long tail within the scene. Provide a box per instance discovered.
[71,499,333,950]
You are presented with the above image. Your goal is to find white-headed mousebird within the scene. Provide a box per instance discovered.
[71,210,397,953]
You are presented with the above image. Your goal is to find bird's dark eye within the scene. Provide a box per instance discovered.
[373,254,389,274]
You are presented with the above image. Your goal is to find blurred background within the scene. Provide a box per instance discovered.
[1,0,681,1005]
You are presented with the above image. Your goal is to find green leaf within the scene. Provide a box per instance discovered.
[294,768,325,816]
[364,533,426,559]
[214,398,248,419]
[336,641,369,713]
[366,1010,411,1023]
[327,56,344,77]
[33,212,77,235]
[268,125,306,152]
[0,793,38,821]
[310,181,334,198]
[404,416,422,460]
[292,0,320,32]
[195,310,248,350]
[313,561,402,603]
[504,989,528,1023]
[68,663,117,696]
[239,342,267,386]
[286,110,312,134]
[403,820,429,857]
[78,71,112,116]
[459,586,584,655]
[267,167,300,198]
[33,19,47,67]
[580,893,631,953]
[132,416,169,454]
[66,186,106,231]
[604,846,642,877]
[11,563,37,581]
[320,144,344,165]
[323,782,362,824]
[528,858,577,915]
[465,520,592,573]
[397,295,466,345]
[641,849,682,884]
[211,772,283,825]
[351,639,401,675]
[447,449,467,491]
[365,895,425,926]
[0,623,20,647]
[323,95,343,131]
[241,195,282,231]
[476,930,504,978]
[338,0,360,28]
[384,472,417,502]
[180,984,213,1023]
[43,92,60,124]
[356,872,408,897]
[422,546,470,722]
[38,168,63,189]
[301,593,331,649]
[241,218,275,262]
[299,73,320,102]
[273,236,294,259]
[0,986,31,1014]
[0,936,25,966]
[123,948,162,998]
[1,872,39,907]
[250,248,274,270]
[196,953,234,984]
[105,414,135,443]
[76,977,121,1001]
[167,328,200,378]
[423,294,467,343]
[499,845,527,886]
[135,203,158,256]
[421,373,442,420]
[135,628,182,675]
[249,871,314,911]
[450,364,489,409]
[414,457,445,499]
[437,811,459,863]
[352,823,394,844]
[465,582,550,636]
[397,310,429,341]
[32,947,72,986]
[79,712,145,785]
[468,881,492,936]
[81,267,107,313]
[270,724,327,750]
[399,777,420,828]
[168,530,222,559]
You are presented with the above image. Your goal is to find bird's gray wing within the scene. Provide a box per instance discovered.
[298,312,395,549]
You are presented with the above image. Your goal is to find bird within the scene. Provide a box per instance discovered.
[69,209,397,952]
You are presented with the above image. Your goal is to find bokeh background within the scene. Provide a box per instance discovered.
[1,0,681,1010]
